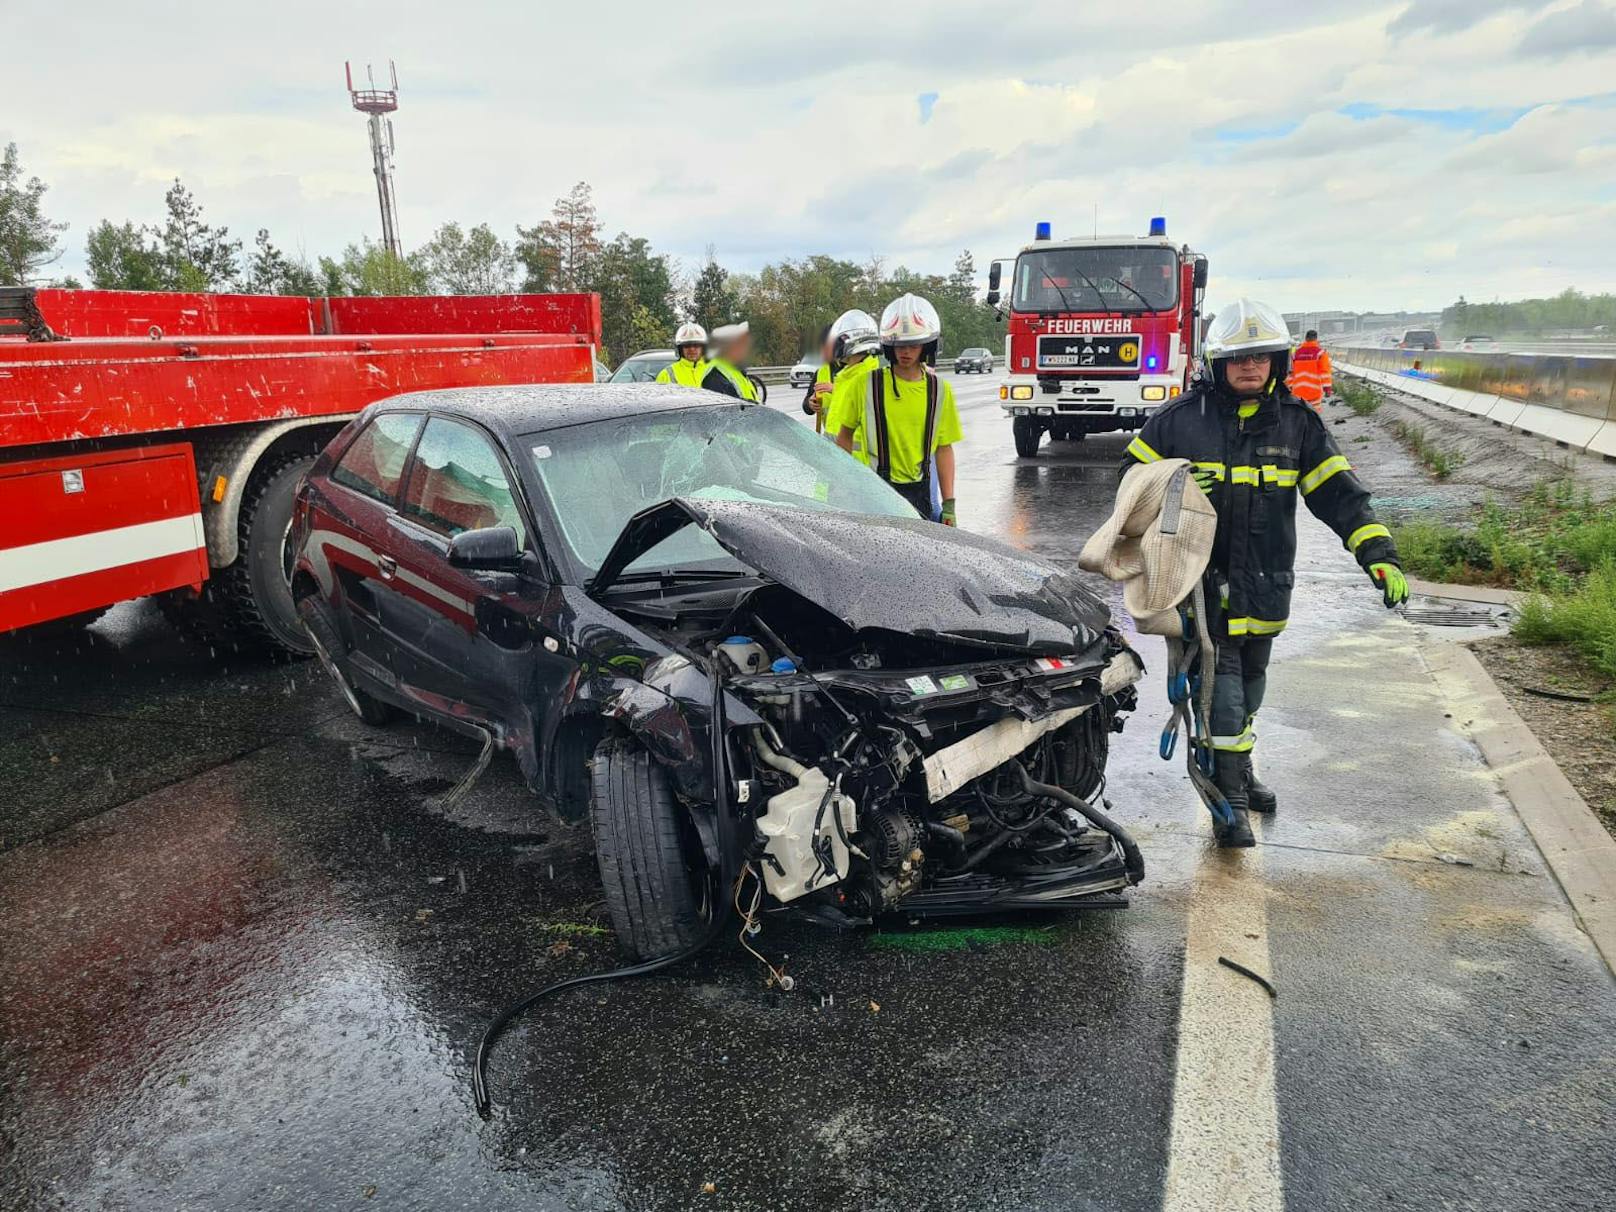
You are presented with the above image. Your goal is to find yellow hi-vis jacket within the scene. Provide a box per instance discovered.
[657,357,708,388]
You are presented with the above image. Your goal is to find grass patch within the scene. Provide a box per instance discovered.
[537,921,610,937]
[1390,479,1616,677]
[1515,562,1616,678]
[1389,419,1464,479]
[1336,377,1382,416]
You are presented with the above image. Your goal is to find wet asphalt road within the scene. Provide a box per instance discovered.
[3,374,1614,1211]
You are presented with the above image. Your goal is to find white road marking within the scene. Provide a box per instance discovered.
[1163,846,1285,1212]
[0,513,204,592]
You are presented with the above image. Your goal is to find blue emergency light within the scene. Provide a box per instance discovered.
[1147,355,1159,369]
[1148,216,1167,237]
[1035,221,1052,241]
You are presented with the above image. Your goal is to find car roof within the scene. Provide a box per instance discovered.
[623,349,674,361]
[367,382,738,436]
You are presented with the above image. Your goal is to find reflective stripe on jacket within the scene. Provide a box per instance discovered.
[1287,341,1333,405]
[1121,383,1397,637]
[702,358,759,401]
[864,366,940,487]
[657,358,708,388]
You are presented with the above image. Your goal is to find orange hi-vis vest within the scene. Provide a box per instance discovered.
[1287,341,1333,409]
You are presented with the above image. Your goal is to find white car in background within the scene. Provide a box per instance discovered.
[789,354,823,389]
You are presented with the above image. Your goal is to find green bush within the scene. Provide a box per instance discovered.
[1514,561,1616,678]
[1336,378,1381,416]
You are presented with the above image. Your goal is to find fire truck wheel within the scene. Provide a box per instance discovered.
[165,452,315,659]
[1012,417,1043,458]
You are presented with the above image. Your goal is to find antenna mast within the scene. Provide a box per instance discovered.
[346,61,402,257]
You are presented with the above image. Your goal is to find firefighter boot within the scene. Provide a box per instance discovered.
[1244,754,1278,815]
[1212,752,1256,848]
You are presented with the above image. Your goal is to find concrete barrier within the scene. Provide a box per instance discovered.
[1333,345,1616,458]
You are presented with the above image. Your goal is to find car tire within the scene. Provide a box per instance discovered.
[297,595,394,726]
[162,452,315,659]
[591,740,714,961]
[1013,416,1043,458]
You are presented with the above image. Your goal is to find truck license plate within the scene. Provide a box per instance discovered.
[1038,333,1140,370]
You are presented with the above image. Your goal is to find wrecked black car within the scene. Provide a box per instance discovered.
[289,384,1143,959]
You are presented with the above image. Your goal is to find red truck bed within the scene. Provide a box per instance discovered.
[0,287,601,640]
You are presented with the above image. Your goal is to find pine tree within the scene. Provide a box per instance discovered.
[0,143,67,285]
[515,182,601,291]
[157,179,240,290]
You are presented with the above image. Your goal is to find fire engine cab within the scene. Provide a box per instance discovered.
[987,218,1207,458]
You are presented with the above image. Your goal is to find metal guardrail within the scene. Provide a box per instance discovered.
[1334,345,1616,459]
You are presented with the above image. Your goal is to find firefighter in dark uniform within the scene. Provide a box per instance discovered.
[1122,298,1408,847]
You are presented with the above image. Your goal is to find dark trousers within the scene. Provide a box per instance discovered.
[891,479,932,519]
[1210,636,1273,753]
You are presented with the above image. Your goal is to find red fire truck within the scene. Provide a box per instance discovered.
[987,218,1208,457]
[0,286,600,654]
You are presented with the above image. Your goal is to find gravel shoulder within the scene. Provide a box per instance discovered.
[1331,375,1616,840]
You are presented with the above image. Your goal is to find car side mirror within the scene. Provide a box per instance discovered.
[448,525,524,571]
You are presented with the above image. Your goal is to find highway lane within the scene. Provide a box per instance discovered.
[1,377,1613,1211]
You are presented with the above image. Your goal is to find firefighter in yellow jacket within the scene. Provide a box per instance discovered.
[827,294,961,524]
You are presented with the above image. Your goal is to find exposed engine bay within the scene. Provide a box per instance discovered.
[610,568,1144,924]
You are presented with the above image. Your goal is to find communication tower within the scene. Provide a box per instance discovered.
[346,61,402,257]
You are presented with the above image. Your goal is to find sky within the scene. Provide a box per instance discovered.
[6,0,1616,314]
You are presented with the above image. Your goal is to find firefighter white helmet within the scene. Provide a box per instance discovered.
[828,308,880,361]
[880,294,942,346]
[673,321,707,349]
[879,293,942,365]
[1203,299,1291,360]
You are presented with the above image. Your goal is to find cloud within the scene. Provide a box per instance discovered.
[1518,0,1616,57]
[1229,113,1412,161]
[1387,0,1531,35]
[5,0,1615,314]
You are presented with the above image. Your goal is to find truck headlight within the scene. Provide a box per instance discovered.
[1141,385,1167,401]
[1010,385,1034,401]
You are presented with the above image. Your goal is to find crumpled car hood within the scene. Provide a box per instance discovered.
[589,498,1111,654]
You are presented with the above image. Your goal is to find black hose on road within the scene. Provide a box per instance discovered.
[471,671,741,1119]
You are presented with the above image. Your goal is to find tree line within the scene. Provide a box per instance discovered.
[1443,290,1616,338]
[0,143,1003,365]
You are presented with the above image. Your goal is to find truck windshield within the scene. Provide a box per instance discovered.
[1012,247,1178,313]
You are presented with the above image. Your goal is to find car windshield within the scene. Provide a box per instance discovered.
[609,354,674,384]
[524,404,917,579]
[797,354,822,367]
[1012,246,1178,313]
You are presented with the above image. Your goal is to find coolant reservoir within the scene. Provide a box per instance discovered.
[756,768,858,902]
[718,635,769,675]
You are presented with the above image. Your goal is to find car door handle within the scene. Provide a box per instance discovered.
[377,554,397,580]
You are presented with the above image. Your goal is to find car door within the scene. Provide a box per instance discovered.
[316,410,424,685]
[382,415,554,736]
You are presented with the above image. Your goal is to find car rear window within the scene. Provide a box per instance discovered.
[331,412,421,505]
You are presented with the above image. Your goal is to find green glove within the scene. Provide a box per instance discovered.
[940,498,957,526]
[1370,563,1407,608]
[1190,467,1220,495]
